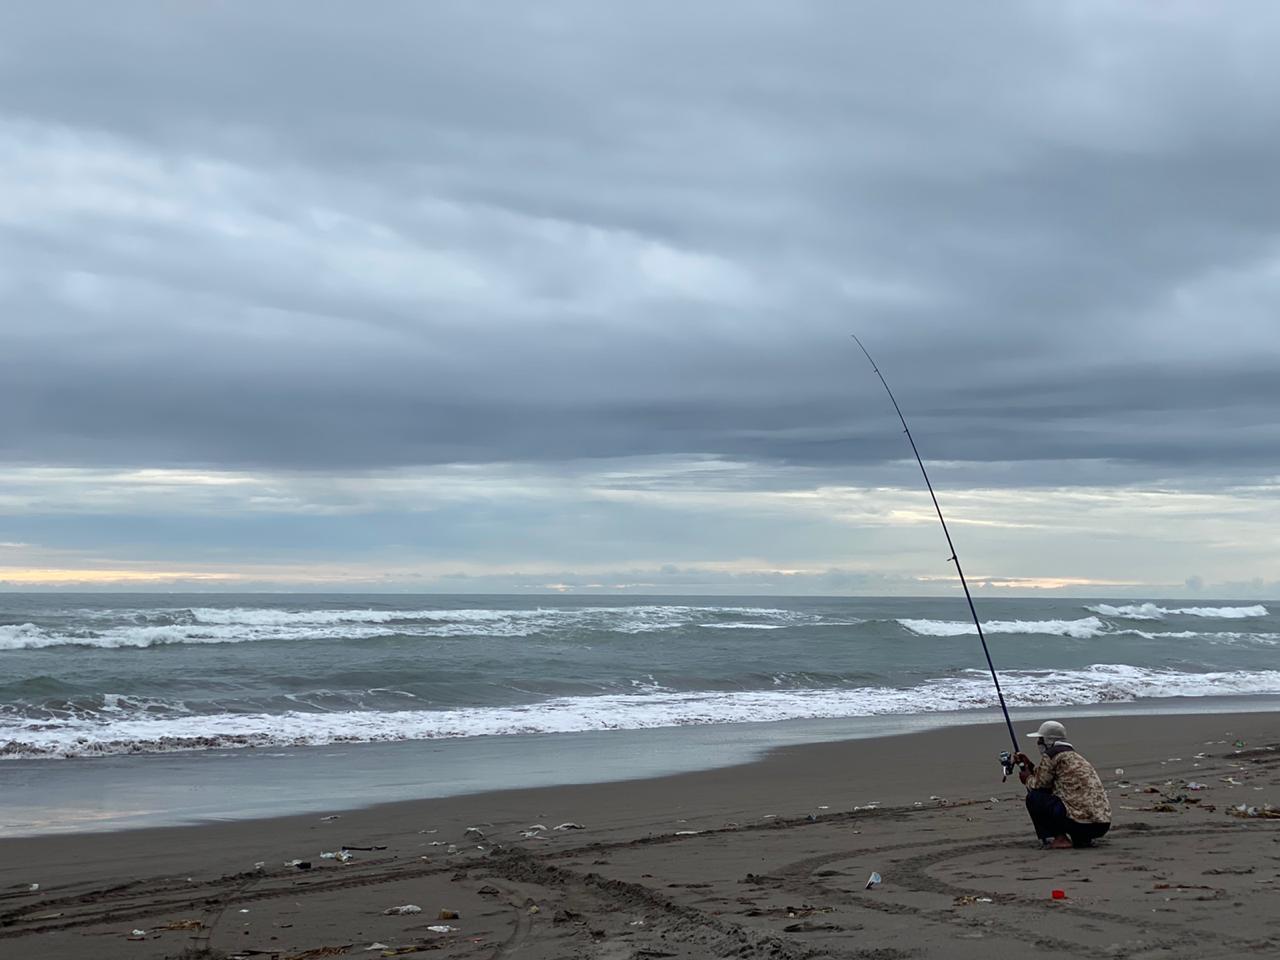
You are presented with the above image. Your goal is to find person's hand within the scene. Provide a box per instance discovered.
[1014,752,1031,767]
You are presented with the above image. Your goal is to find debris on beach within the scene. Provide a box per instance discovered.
[782,904,830,918]
[438,909,460,920]
[284,859,312,870]
[865,872,882,890]
[427,924,458,933]
[281,944,352,958]
[553,822,584,831]
[320,850,354,862]
[464,826,486,840]
[365,944,389,951]
[1228,803,1280,819]
[127,928,147,940]
[383,904,422,915]
[159,919,202,931]
[320,815,341,821]
[674,830,700,835]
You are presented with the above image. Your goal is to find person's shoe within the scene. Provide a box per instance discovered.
[1049,836,1074,850]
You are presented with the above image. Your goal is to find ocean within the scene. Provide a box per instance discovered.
[3,592,1278,758]
[2,593,1278,833]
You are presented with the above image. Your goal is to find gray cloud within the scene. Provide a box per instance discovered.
[2,2,1280,486]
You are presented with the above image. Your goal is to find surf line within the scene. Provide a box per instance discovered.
[851,334,1019,755]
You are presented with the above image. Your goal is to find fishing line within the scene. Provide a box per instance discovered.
[851,334,1020,755]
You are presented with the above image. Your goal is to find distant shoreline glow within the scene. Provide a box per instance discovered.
[0,568,244,585]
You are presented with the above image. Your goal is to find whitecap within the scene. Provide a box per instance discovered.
[1087,603,1268,620]
[1086,603,1166,620]
[8,663,1280,760]
[897,616,1107,639]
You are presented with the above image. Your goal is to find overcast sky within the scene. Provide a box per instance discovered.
[1,2,1278,596]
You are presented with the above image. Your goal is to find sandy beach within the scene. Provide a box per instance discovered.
[2,711,1278,959]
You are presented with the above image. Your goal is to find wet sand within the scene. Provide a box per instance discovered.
[2,711,1278,959]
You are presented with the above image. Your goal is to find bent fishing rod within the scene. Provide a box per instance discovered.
[851,334,1020,764]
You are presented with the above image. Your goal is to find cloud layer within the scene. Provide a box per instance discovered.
[1,3,1278,592]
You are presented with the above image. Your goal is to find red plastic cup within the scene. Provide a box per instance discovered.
[1051,889,1066,900]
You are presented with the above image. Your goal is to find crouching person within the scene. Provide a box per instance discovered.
[1015,720,1111,849]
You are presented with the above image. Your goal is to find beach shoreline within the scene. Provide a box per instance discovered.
[6,692,1280,839]
[2,710,1278,958]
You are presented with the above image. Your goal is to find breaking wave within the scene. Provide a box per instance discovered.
[6,664,1280,760]
[0,604,840,650]
[898,616,1108,639]
[1087,603,1269,620]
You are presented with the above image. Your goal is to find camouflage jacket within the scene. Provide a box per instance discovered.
[1029,748,1111,824]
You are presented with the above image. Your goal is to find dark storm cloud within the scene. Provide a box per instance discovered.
[3,2,1279,478]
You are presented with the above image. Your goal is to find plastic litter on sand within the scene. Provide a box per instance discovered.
[383,904,422,916]
[865,872,882,889]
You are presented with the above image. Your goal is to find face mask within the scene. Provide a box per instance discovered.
[1037,738,1049,757]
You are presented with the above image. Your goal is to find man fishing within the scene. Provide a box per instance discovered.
[1014,720,1111,849]
[852,338,1111,851]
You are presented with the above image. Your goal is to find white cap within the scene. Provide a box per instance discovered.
[1026,720,1067,742]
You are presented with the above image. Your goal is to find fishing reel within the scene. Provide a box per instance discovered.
[999,751,1016,782]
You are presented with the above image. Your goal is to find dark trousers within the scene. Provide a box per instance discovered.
[1025,789,1110,847]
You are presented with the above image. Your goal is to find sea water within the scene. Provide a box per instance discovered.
[1,593,1277,832]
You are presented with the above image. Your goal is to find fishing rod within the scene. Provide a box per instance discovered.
[850,334,1021,767]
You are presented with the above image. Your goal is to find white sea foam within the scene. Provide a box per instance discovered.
[1085,603,1166,620]
[0,604,833,650]
[0,621,406,650]
[898,617,1108,639]
[6,664,1280,760]
[1087,603,1269,620]
[1173,605,1269,618]
[698,623,786,630]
